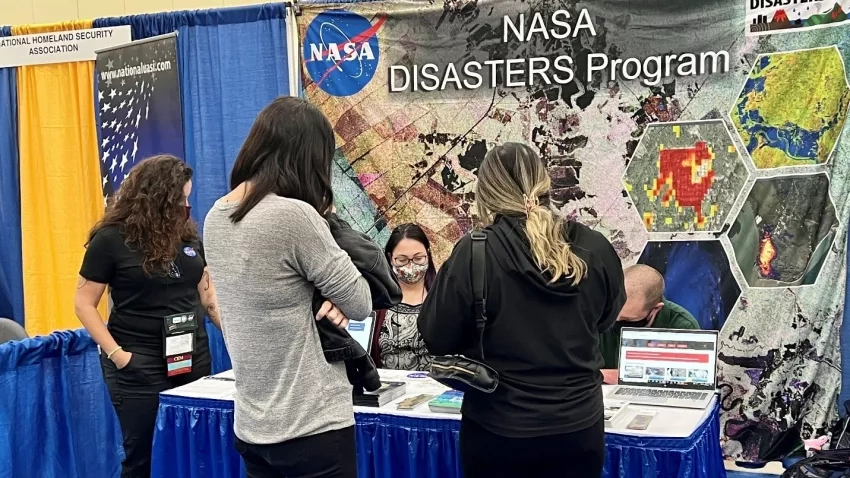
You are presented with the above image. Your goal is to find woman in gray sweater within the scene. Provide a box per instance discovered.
[203,97,372,478]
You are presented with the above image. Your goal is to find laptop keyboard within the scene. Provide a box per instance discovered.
[615,387,708,401]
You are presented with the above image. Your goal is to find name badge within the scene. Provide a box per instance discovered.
[164,312,196,377]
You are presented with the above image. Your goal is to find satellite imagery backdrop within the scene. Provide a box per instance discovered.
[638,240,741,330]
[623,120,747,233]
[729,174,838,288]
[299,0,850,462]
[730,47,850,170]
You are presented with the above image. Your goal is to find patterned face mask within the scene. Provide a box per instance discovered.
[393,263,428,285]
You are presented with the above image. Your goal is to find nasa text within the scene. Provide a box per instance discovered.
[387,9,731,92]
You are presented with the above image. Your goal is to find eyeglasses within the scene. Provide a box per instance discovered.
[393,255,428,267]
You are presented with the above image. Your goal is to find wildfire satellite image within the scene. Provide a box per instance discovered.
[728,173,838,287]
[623,120,747,233]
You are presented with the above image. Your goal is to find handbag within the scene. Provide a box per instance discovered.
[429,231,500,394]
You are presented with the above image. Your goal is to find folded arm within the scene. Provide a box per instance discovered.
[290,203,373,321]
[325,213,401,310]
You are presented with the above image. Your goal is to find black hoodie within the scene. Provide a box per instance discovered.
[418,215,625,438]
[312,213,402,392]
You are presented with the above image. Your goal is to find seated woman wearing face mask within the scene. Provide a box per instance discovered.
[369,224,436,371]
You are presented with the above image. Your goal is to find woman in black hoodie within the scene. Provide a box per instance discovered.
[417,143,625,478]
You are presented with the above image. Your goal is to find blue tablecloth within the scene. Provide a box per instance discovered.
[152,395,725,478]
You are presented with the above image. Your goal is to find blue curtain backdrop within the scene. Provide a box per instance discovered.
[94,4,291,373]
[0,26,24,326]
[0,330,123,477]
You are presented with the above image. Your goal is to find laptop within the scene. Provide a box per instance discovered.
[345,312,377,354]
[606,327,719,409]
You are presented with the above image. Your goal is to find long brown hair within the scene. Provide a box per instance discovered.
[87,155,197,275]
[228,96,335,223]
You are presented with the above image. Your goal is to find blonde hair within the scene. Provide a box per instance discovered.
[475,143,587,285]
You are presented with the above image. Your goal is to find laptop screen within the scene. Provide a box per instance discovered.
[346,312,376,354]
[617,327,718,391]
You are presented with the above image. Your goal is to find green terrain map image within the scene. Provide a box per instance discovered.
[731,47,850,169]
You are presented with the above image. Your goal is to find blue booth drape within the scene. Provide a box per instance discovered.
[0,26,24,327]
[0,329,123,477]
[153,395,245,478]
[94,4,292,373]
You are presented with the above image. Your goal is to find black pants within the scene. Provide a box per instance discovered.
[460,417,605,478]
[234,426,357,478]
[101,349,211,478]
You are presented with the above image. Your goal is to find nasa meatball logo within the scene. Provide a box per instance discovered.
[183,246,196,257]
[303,10,384,97]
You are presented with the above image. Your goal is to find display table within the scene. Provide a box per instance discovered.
[151,369,726,478]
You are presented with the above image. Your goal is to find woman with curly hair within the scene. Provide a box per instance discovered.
[74,155,220,478]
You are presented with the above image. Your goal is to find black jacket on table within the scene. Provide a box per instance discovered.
[312,213,402,392]
[417,215,625,438]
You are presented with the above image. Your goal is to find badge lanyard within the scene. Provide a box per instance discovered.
[164,311,195,376]
[163,255,195,377]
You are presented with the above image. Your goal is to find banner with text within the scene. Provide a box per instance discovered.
[747,0,850,35]
[95,34,185,197]
[0,26,131,68]
[299,0,850,463]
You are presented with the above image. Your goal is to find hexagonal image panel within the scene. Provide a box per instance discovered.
[638,240,741,330]
[730,46,850,169]
[729,173,838,288]
[623,120,748,233]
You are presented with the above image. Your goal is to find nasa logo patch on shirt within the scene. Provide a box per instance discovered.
[183,246,197,257]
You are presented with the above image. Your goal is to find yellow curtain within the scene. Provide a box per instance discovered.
[14,21,107,336]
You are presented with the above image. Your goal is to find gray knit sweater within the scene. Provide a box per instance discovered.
[204,195,372,444]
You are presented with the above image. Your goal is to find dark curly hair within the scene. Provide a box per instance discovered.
[87,155,198,275]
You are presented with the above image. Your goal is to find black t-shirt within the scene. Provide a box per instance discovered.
[80,226,209,357]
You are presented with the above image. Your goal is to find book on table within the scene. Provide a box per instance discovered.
[353,381,407,407]
[428,390,463,414]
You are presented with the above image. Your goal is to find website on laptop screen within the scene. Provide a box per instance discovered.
[618,328,717,390]
[346,312,376,354]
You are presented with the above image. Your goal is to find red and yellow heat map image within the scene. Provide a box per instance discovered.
[649,141,717,229]
[623,121,748,233]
